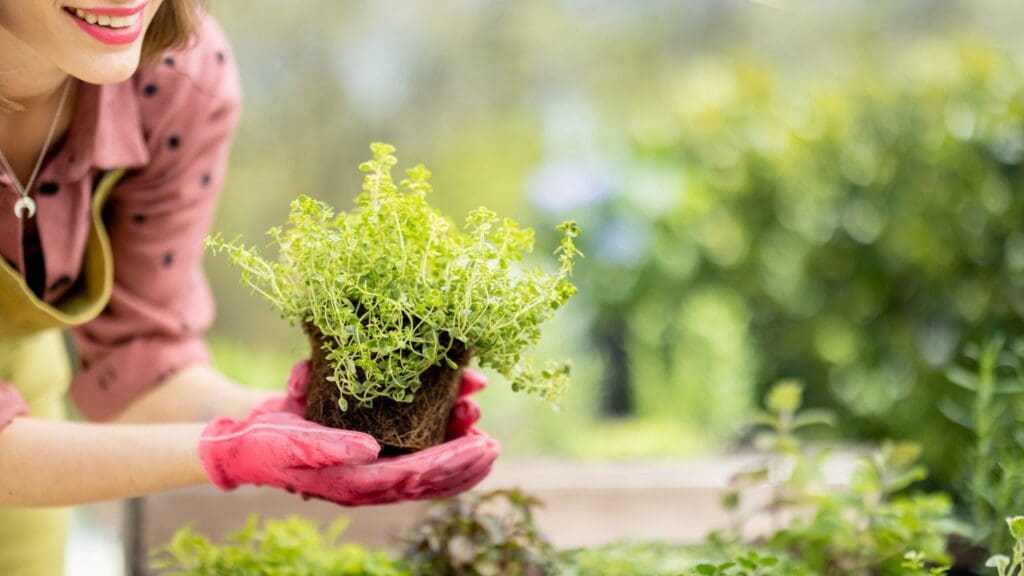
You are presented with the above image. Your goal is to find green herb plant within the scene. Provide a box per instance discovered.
[943,337,1024,555]
[687,551,788,576]
[208,143,581,410]
[151,516,408,576]
[716,381,961,575]
[986,517,1024,576]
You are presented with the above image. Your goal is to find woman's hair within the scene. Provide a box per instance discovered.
[143,0,206,62]
[0,0,205,112]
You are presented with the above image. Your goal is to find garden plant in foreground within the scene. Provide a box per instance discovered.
[208,143,580,451]
[158,380,1024,575]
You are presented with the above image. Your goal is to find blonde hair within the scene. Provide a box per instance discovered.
[142,0,206,62]
[0,0,205,111]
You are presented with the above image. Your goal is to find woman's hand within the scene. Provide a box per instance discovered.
[288,428,499,505]
[198,411,380,492]
[243,360,500,505]
[246,359,314,418]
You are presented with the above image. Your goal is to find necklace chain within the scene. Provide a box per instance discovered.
[0,78,73,220]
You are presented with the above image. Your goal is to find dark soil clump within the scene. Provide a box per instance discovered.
[303,325,471,454]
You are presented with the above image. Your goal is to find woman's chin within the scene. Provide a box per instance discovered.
[68,52,143,85]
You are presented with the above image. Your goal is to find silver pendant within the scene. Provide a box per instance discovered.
[13,196,36,220]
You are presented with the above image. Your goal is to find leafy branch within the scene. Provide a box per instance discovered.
[207,143,580,410]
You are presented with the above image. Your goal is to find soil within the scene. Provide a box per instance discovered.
[303,324,472,455]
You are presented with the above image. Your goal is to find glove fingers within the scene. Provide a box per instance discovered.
[293,429,380,468]
[445,397,481,439]
[306,465,406,506]
[458,369,487,397]
[417,463,494,501]
[381,432,499,487]
[279,432,499,506]
[287,359,312,404]
[246,414,380,467]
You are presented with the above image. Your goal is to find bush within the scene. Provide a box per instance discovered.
[533,41,1024,477]
[151,516,409,576]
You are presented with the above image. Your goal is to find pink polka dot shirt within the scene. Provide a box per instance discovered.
[0,14,241,424]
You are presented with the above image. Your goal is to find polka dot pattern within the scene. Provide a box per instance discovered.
[0,14,242,421]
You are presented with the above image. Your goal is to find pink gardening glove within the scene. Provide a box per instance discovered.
[247,360,314,417]
[198,411,381,492]
[0,382,29,433]
[287,427,500,505]
[246,360,499,505]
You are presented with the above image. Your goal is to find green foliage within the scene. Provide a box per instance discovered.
[559,541,710,576]
[562,542,800,576]
[151,516,408,576]
[717,382,962,576]
[686,550,793,576]
[208,143,580,409]
[901,551,951,575]
[401,489,557,576]
[538,40,1024,480]
[984,517,1024,576]
[943,337,1024,554]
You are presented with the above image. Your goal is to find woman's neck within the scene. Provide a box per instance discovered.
[0,25,77,185]
[0,25,70,109]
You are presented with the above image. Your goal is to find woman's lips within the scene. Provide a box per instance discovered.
[65,4,147,46]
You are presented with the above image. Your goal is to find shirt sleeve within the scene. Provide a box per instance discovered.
[69,24,242,421]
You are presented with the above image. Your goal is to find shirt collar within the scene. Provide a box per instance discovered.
[56,78,150,182]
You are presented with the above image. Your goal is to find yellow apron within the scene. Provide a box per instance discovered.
[0,169,125,576]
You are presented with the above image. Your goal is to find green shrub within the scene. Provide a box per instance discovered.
[538,41,1024,472]
[716,382,965,575]
[208,143,580,410]
[151,516,409,576]
[985,517,1024,575]
[402,489,557,575]
[943,337,1024,555]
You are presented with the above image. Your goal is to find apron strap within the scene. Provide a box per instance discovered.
[0,168,126,337]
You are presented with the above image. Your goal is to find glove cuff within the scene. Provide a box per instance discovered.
[198,416,241,491]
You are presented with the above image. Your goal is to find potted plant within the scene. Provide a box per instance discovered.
[207,143,580,453]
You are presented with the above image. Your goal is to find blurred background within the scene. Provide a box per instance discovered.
[203,0,1024,485]
[71,0,1024,573]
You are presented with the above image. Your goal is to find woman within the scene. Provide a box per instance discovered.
[0,1,500,574]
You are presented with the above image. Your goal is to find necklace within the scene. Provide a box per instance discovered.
[0,77,73,220]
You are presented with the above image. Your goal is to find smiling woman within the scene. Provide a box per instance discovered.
[0,1,500,576]
[0,0,198,94]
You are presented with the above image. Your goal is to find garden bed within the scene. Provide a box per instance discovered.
[133,453,858,574]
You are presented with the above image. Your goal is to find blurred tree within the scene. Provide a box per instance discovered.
[538,40,1024,483]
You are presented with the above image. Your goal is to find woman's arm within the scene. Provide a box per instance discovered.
[110,363,267,424]
[0,418,206,506]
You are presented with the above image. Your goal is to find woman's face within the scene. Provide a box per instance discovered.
[0,0,165,84]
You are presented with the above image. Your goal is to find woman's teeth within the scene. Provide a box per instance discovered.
[71,8,140,28]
